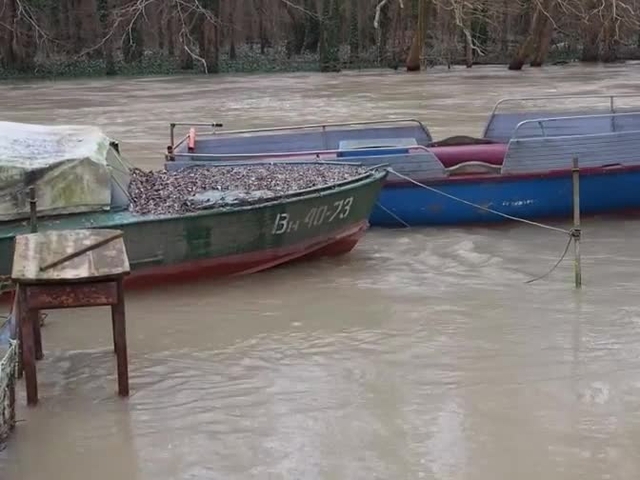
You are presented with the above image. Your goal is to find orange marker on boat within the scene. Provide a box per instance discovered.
[187,127,196,153]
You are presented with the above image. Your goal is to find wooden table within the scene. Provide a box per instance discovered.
[11,229,131,406]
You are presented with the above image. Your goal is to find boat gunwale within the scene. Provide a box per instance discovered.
[383,162,640,188]
[0,166,388,237]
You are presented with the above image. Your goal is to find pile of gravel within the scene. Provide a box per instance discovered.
[127,163,371,215]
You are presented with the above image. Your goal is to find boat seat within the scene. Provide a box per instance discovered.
[428,135,496,147]
[447,161,503,175]
[429,143,508,168]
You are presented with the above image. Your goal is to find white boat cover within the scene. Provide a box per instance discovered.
[0,121,114,221]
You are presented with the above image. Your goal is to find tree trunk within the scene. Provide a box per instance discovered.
[530,1,554,67]
[97,0,116,75]
[465,10,473,69]
[200,21,220,73]
[581,32,600,62]
[196,0,220,73]
[508,0,554,70]
[228,7,237,60]
[406,0,427,71]
[600,16,618,63]
[406,31,421,71]
[580,4,600,63]
[348,0,359,64]
[166,13,175,57]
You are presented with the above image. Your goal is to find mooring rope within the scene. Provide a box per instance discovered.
[385,168,579,284]
[375,201,411,228]
[524,235,574,284]
[387,168,572,235]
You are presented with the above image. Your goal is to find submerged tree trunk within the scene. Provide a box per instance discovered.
[406,0,428,71]
[530,2,554,67]
[406,32,421,71]
[508,0,554,70]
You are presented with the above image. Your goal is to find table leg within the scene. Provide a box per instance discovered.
[111,314,117,354]
[33,309,43,361]
[111,279,129,397]
[16,314,23,379]
[19,288,38,406]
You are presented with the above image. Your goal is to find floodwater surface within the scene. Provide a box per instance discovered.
[2,64,640,479]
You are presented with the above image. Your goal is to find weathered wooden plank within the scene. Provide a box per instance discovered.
[40,231,123,272]
[24,282,118,310]
[12,229,130,282]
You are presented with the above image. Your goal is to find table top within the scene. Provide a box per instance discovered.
[11,229,130,283]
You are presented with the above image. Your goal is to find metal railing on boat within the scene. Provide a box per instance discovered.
[167,118,432,159]
[483,93,640,139]
[163,144,506,176]
[488,93,640,115]
[165,143,436,161]
[511,111,640,138]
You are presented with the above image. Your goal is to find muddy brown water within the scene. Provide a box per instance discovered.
[2,64,640,479]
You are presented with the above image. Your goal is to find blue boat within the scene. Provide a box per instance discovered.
[163,94,640,227]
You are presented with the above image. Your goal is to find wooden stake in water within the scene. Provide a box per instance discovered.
[572,156,582,289]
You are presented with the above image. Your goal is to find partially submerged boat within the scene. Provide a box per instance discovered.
[164,94,640,226]
[0,121,387,289]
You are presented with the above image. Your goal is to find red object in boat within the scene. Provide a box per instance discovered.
[187,128,196,153]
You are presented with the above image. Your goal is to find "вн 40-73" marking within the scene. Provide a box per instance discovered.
[272,196,354,235]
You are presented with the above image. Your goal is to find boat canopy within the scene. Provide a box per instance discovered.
[0,121,130,221]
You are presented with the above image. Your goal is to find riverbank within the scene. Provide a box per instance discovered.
[0,43,591,82]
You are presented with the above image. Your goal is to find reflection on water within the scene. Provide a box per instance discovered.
[3,64,640,479]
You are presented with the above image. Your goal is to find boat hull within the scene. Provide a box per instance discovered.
[123,220,367,289]
[371,168,640,226]
[0,170,386,292]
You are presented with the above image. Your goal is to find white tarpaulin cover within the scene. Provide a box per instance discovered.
[0,121,113,221]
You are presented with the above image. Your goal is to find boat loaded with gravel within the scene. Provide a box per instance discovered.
[0,121,387,290]
[164,94,640,227]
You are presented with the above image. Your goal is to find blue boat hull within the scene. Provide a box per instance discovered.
[371,169,640,226]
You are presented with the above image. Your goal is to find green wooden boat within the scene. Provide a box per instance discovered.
[0,122,388,291]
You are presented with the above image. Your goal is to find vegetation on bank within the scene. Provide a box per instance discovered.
[0,0,638,80]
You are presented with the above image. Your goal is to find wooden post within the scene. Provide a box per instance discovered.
[18,286,38,405]
[572,156,582,289]
[112,278,129,396]
[28,186,37,233]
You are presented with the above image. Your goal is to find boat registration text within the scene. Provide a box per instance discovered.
[272,196,354,235]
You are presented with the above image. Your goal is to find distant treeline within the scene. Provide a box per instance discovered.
[0,0,639,78]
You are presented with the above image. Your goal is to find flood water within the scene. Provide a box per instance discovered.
[3,63,640,479]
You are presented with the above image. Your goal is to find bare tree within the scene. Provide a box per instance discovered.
[2,0,640,76]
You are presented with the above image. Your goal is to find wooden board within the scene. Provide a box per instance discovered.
[11,229,130,283]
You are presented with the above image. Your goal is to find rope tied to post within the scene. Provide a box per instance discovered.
[385,168,582,285]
